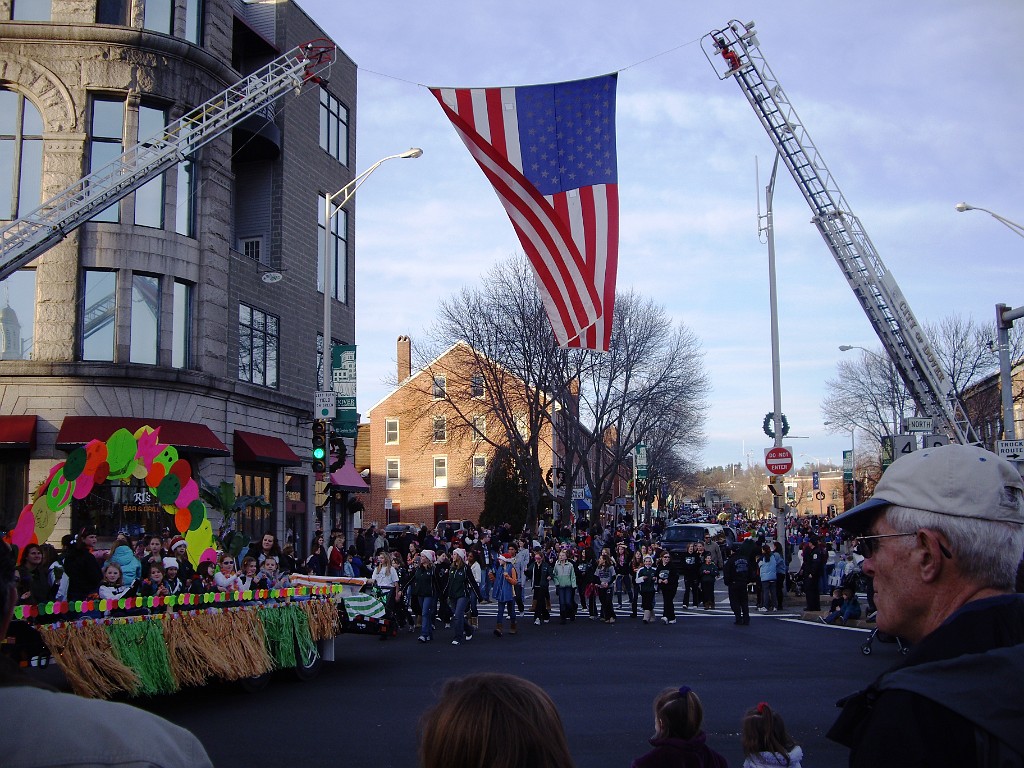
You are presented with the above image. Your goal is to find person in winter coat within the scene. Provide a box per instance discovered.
[305,531,328,576]
[636,554,659,624]
[631,686,728,768]
[680,543,702,608]
[757,546,778,612]
[724,550,752,625]
[699,555,719,609]
[63,527,103,602]
[446,548,477,645]
[490,550,518,637]
[741,702,804,768]
[575,547,597,619]
[411,550,438,643]
[594,553,617,623]
[656,551,679,624]
[525,550,553,625]
[105,541,142,587]
[551,547,577,624]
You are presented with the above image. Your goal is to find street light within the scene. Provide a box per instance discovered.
[838,344,885,361]
[321,148,422,398]
[955,202,1024,240]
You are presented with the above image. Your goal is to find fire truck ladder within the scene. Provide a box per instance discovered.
[0,39,335,283]
[703,21,978,445]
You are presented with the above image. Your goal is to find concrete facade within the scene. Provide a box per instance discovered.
[0,0,357,553]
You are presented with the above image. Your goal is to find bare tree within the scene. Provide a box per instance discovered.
[555,291,710,525]
[821,349,914,451]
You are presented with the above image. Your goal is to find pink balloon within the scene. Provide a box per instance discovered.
[72,473,95,499]
[9,505,35,550]
[198,547,217,564]
[175,478,198,508]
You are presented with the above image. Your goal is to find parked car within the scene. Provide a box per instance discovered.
[383,522,418,549]
[659,523,737,567]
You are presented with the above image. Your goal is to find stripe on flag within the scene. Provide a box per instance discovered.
[431,74,619,351]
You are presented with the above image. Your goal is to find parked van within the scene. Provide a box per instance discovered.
[434,519,475,543]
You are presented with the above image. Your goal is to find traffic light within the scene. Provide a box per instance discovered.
[767,476,784,496]
[328,434,347,473]
[311,420,328,473]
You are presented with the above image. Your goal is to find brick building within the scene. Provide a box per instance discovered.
[364,336,557,530]
[0,0,357,553]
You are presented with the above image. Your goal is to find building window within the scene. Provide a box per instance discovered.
[143,0,172,33]
[433,456,447,489]
[472,455,486,488]
[432,375,446,399]
[175,160,195,236]
[96,0,129,24]
[470,375,485,398]
[238,303,279,388]
[831,488,840,500]
[0,89,44,220]
[472,415,486,442]
[514,415,528,442]
[12,0,51,20]
[89,97,124,223]
[234,472,273,540]
[433,415,447,443]
[385,419,399,445]
[385,458,400,490]
[317,194,347,302]
[82,269,116,361]
[0,269,35,360]
[239,237,262,262]
[183,0,203,44]
[134,104,166,228]
[171,280,191,368]
[129,273,159,364]
[319,90,349,165]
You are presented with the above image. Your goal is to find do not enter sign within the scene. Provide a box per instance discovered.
[764,446,794,475]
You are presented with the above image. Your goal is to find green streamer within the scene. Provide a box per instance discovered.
[258,605,315,669]
[106,620,177,696]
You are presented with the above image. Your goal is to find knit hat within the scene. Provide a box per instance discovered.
[453,548,467,562]
[643,554,654,563]
[420,550,436,563]
[498,551,514,563]
[162,557,179,570]
[169,535,187,551]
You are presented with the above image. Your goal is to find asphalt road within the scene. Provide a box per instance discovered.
[128,591,896,768]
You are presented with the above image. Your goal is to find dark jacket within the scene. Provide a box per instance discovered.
[63,545,103,601]
[723,552,752,587]
[828,593,1024,767]
[630,733,728,768]
[656,563,679,592]
[410,566,436,598]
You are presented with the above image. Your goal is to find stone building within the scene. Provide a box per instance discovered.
[0,0,357,553]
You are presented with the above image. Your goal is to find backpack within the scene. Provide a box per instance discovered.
[733,556,750,580]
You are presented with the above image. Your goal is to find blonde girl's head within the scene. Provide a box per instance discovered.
[102,562,123,586]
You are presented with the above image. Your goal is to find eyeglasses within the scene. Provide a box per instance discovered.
[222,559,235,565]
[854,532,916,558]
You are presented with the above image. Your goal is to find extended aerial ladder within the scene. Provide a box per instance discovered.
[703,21,979,445]
[0,39,335,282]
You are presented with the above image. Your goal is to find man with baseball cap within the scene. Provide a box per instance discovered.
[826,443,1024,766]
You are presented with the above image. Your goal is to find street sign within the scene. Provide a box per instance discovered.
[923,433,949,449]
[892,435,917,460]
[764,445,794,475]
[812,471,820,490]
[815,490,826,501]
[314,391,336,419]
[842,449,853,482]
[635,444,648,479]
[997,440,1024,459]
[905,417,933,433]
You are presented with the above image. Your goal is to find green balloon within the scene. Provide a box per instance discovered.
[63,447,87,482]
[187,499,206,531]
[157,474,182,505]
[105,428,138,476]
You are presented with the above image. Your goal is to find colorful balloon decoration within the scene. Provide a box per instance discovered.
[4,425,214,567]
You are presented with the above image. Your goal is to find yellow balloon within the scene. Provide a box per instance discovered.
[31,496,56,543]
[183,517,214,567]
[131,463,148,479]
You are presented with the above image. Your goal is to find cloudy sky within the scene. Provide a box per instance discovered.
[300,0,1024,470]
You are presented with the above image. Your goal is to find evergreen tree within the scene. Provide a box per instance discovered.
[481,445,529,532]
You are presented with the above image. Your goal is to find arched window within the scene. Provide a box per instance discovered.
[0,89,43,220]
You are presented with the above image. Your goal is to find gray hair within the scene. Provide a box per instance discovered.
[886,504,1024,591]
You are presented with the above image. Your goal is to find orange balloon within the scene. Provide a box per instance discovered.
[146,462,166,489]
[174,507,190,533]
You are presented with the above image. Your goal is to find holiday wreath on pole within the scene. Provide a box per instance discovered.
[762,412,790,439]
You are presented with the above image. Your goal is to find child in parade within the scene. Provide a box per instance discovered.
[552,547,577,624]
[525,550,553,625]
[636,554,658,624]
[490,550,518,637]
[657,551,679,624]
[161,557,184,595]
[699,554,719,609]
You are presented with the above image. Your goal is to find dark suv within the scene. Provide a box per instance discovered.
[383,523,418,550]
[660,524,736,567]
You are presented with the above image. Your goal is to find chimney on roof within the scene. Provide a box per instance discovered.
[397,335,411,383]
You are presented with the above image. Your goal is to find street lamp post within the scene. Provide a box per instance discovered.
[955,203,1023,442]
[320,149,422,401]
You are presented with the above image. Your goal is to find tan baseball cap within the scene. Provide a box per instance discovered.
[830,443,1024,532]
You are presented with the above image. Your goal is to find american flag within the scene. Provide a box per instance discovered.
[431,74,619,351]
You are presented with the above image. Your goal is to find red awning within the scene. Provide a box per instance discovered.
[56,416,229,457]
[330,458,369,493]
[0,415,37,448]
[234,430,301,466]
